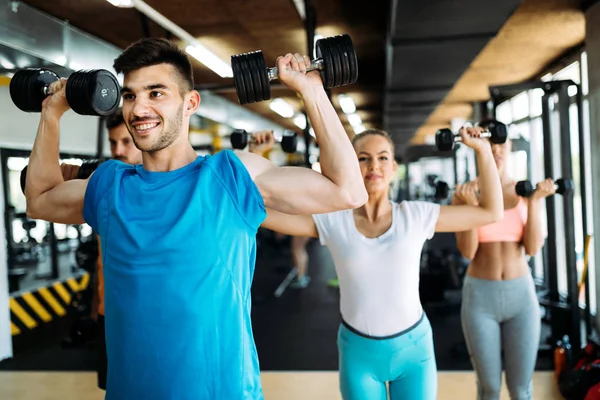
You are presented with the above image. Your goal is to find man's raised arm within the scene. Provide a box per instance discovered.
[25,78,89,225]
[237,52,367,215]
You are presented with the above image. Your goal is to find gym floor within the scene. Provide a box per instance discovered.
[0,233,557,397]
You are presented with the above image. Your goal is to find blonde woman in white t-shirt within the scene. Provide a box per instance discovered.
[260,127,504,400]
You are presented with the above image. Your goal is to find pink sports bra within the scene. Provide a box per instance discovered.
[477,197,528,243]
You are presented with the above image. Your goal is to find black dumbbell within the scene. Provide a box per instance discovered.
[19,159,104,195]
[434,181,450,200]
[435,121,508,152]
[515,178,574,198]
[230,129,298,153]
[230,34,358,105]
[9,68,120,116]
[434,180,481,201]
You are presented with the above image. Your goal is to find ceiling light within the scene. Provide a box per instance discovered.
[292,0,306,20]
[231,120,253,131]
[347,113,362,127]
[354,124,366,134]
[338,94,356,114]
[55,55,67,67]
[269,98,295,119]
[186,45,233,78]
[293,114,307,130]
[0,57,15,70]
[106,0,134,7]
[126,0,232,78]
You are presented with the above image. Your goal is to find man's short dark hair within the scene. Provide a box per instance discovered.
[113,38,194,96]
[106,108,124,130]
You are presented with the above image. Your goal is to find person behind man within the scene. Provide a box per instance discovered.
[23,38,367,399]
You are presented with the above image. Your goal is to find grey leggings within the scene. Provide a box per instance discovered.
[461,274,541,400]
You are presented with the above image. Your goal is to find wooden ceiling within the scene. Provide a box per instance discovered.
[16,0,588,145]
[19,0,388,136]
[410,0,586,144]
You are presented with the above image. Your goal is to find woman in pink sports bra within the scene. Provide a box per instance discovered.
[453,119,556,400]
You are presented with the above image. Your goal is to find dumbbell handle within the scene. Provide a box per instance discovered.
[246,133,287,144]
[266,58,325,81]
[452,130,493,142]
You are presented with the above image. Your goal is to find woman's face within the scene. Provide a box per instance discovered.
[354,134,397,195]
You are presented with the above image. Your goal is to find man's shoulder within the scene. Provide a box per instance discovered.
[98,159,135,173]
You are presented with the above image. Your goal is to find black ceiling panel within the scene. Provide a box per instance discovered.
[384,0,523,146]
[389,38,492,90]
[392,1,521,40]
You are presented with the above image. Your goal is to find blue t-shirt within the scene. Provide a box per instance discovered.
[83,150,266,400]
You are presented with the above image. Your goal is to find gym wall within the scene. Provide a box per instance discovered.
[0,86,101,156]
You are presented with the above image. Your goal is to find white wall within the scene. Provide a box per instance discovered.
[0,151,11,361]
[0,86,102,155]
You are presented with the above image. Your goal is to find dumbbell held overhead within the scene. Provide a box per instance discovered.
[9,68,120,116]
[515,178,574,198]
[435,121,508,152]
[231,34,358,105]
[230,129,298,153]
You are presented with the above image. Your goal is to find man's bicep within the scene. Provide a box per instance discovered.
[29,179,89,225]
[234,150,275,180]
[235,150,352,215]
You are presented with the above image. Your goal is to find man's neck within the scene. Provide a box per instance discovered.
[142,142,197,172]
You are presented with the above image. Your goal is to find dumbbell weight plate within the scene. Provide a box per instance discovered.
[555,178,574,195]
[342,34,358,85]
[516,181,534,197]
[230,129,248,149]
[231,54,250,105]
[246,53,262,103]
[322,37,342,88]
[65,71,91,115]
[435,128,455,152]
[239,55,257,105]
[10,69,60,113]
[488,121,508,144]
[435,181,449,200]
[315,38,334,89]
[336,37,350,86]
[66,70,120,116]
[88,70,120,116]
[250,51,270,103]
[281,132,298,153]
[248,54,269,102]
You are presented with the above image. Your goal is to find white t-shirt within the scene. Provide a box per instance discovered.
[312,201,441,337]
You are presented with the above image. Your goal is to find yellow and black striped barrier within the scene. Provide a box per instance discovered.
[10,273,90,336]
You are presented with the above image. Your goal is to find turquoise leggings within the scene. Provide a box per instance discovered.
[337,314,437,400]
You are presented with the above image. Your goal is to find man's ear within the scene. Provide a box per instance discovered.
[184,90,201,116]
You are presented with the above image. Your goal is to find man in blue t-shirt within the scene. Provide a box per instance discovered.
[23,38,367,399]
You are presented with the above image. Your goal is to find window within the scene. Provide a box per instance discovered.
[492,54,595,314]
[512,92,530,121]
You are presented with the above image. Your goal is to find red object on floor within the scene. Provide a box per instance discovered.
[586,382,600,400]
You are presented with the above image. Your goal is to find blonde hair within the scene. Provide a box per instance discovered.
[351,129,395,153]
